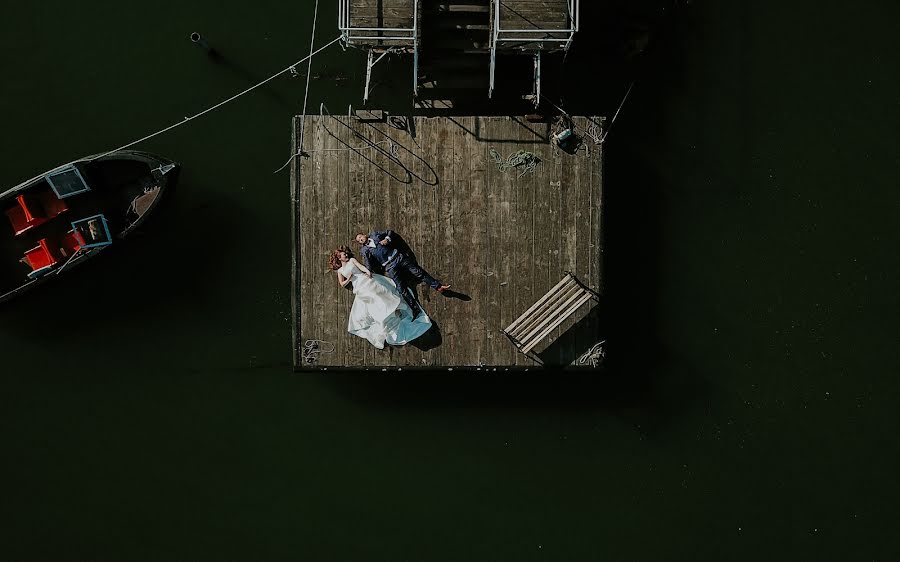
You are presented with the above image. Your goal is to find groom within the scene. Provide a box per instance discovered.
[356,229,450,315]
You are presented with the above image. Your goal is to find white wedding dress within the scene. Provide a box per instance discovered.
[339,260,432,349]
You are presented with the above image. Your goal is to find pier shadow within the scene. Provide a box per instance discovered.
[320,117,412,184]
[363,122,440,186]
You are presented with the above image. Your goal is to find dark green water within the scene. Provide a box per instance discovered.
[2,0,898,559]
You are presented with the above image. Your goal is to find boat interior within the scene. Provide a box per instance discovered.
[0,158,161,297]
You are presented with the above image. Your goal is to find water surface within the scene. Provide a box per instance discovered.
[1,0,898,559]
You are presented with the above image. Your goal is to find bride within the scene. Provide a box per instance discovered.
[329,246,431,349]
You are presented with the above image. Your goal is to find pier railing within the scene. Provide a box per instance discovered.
[338,0,419,99]
[489,0,579,98]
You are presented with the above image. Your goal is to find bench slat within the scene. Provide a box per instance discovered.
[507,281,583,340]
[521,292,594,354]
[516,285,590,348]
[503,273,575,334]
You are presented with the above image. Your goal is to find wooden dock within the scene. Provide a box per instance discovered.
[346,0,418,47]
[291,114,603,370]
[492,0,573,50]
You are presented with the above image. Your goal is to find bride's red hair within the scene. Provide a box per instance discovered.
[327,245,354,271]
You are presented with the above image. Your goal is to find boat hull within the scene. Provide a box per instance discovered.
[0,150,179,304]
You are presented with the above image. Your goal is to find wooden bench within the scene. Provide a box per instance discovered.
[502,272,599,360]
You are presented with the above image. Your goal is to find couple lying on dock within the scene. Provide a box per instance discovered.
[328,229,451,349]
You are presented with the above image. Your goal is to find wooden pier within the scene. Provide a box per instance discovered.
[291,113,603,370]
[492,0,574,49]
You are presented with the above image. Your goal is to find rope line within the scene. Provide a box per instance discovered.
[89,34,343,162]
[600,81,634,143]
[298,0,320,156]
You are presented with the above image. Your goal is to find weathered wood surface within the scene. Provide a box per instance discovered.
[493,0,572,50]
[347,0,417,47]
[497,0,570,29]
[292,115,603,369]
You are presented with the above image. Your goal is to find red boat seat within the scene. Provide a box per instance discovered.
[59,229,84,257]
[5,191,68,236]
[23,238,60,278]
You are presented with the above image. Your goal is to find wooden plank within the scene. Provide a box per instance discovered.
[589,117,604,294]
[309,115,327,364]
[360,118,379,367]
[445,117,469,366]
[529,113,552,358]
[390,116,424,367]
[478,116,497,366]
[343,117,364,368]
[349,16,415,28]
[572,118,593,355]
[291,116,300,368]
[442,117,462,366]
[336,116,353,366]
[352,0,413,10]
[547,120,566,361]
[490,118,513,367]
[465,117,485,366]
[587,117,605,358]
[509,119,534,366]
[556,123,578,361]
[322,117,343,366]
[498,0,569,30]
[427,117,451,367]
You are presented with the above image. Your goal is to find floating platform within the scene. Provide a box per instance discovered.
[291,113,603,370]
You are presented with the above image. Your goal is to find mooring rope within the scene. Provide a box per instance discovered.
[88,34,343,162]
[302,339,335,365]
[298,0,320,157]
[600,81,634,143]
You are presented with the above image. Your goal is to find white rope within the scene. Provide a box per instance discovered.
[576,340,606,367]
[600,81,634,143]
[298,0,320,155]
[89,34,343,162]
[302,339,334,365]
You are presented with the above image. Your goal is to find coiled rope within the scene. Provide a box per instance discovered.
[302,339,335,365]
[576,340,607,368]
[489,148,539,178]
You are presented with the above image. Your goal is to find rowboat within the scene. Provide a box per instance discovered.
[0,150,178,304]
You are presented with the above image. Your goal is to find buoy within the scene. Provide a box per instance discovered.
[190,32,209,50]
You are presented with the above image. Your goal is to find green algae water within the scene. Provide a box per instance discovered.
[1,0,898,559]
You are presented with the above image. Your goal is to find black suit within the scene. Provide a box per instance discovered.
[361,230,441,313]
